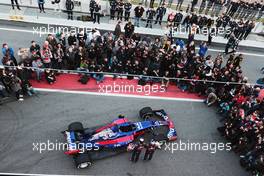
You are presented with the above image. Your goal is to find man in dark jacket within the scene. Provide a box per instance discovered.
[110,0,118,20]
[130,138,145,163]
[124,21,135,38]
[90,0,96,19]
[155,4,166,25]
[117,0,124,20]
[93,2,101,24]
[124,2,132,21]
[66,0,74,20]
[114,21,122,38]
[146,8,156,28]
[174,11,183,27]
[191,0,198,12]
[134,3,145,27]
[225,33,238,54]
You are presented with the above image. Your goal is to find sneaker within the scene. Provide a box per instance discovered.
[18,98,24,101]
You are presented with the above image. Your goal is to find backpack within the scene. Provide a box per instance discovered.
[79,74,90,84]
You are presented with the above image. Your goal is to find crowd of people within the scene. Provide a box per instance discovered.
[1,1,264,172]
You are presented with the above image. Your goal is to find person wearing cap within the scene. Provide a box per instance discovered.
[131,138,145,162]
[143,140,157,161]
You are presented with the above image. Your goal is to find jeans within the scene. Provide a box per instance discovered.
[27,87,37,96]
[134,17,140,27]
[0,90,5,98]
[39,3,45,12]
[35,70,42,81]
[93,73,104,83]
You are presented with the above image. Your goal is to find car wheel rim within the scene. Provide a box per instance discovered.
[144,114,150,120]
[78,162,91,169]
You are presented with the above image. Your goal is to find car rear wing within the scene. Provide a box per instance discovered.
[63,131,81,155]
[154,109,177,141]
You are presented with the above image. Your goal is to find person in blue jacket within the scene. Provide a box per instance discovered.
[198,42,208,57]
[2,43,17,66]
[175,39,185,49]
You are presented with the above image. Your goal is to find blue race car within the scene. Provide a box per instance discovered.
[62,107,177,169]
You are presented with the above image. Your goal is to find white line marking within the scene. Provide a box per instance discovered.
[204,48,264,57]
[34,88,205,102]
[0,27,263,57]
[0,173,77,176]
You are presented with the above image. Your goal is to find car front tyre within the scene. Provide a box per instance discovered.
[75,153,93,169]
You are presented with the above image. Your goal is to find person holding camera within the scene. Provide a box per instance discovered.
[66,0,74,20]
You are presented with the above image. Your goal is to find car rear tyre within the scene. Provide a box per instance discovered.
[75,153,92,169]
[139,107,153,120]
[68,122,84,133]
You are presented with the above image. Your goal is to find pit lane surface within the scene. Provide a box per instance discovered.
[0,92,247,176]
[0,22,262,176]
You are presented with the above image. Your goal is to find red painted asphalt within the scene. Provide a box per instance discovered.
[30,74,203,100]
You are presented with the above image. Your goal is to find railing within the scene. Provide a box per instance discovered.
[2,65,261,86]
[0,2,263,34]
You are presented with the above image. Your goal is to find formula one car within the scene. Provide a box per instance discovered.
[62,107,177,169]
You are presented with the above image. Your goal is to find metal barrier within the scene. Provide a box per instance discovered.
[1,65,262,87]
